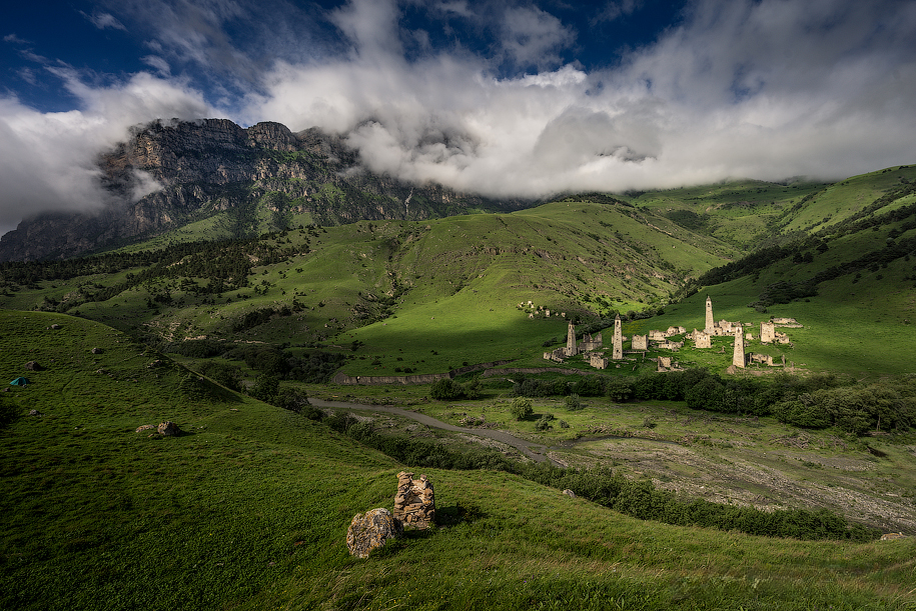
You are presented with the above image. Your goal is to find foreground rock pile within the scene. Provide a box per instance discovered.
[346,472,436,558]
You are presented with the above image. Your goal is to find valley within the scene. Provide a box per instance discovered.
[3,158,916,610]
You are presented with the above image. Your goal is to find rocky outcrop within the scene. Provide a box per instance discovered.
[393,472,436,529]
[346,508,403,558]
[0,118,530,261]
[157,421,181,436]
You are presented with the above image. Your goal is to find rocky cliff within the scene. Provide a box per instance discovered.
[0,118,527,261]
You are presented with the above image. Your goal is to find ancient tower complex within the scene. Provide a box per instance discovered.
[732,326,746,368]
[705,296,715,333]
[612,314,623,360]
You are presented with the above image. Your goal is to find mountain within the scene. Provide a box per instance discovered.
[0,118,529,262]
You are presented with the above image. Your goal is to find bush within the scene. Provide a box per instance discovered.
[430,378,465,401]
[534,415,554,431]
[564,394,582,410]
[509,397,533,420]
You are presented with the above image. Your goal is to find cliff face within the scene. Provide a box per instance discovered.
[0,118,526,261]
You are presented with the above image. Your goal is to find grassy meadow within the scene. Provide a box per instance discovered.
[3,311,916,610]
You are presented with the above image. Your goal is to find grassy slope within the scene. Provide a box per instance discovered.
[2,199,733,377]
[2,311,916,611]
[3,169,916,380]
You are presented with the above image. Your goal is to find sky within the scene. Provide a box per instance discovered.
[2,0,916,236]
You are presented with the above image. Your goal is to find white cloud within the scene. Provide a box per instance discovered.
[5,0,916,239]
[83,11,128,31]
[0,72,211,232]
[499,5,575,68]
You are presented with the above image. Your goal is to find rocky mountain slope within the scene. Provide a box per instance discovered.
[0,119,527,261]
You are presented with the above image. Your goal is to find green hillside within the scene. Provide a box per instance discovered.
[2,311,915,611]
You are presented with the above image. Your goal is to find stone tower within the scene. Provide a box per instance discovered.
[565,322,578,357]
[612,314,623,360]
[732,326,746,368]
[760,321,776,343]
[705,296,715,333]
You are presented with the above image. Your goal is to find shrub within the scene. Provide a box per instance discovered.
[564,394,582,410]
[430,378,465,401]
[509,397,533,420]
[534,415,554,431]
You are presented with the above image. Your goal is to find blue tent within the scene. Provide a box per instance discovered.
[10,377,29,386]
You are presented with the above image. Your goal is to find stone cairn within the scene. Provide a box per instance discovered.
[393,471,436,529]
[346,472,436,558]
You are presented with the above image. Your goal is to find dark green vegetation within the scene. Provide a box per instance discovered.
[2,311,916,611]
[4,166,916,608]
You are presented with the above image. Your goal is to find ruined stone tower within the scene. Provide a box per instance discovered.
[760,321,776,343]
[732,326,746,368]
[612,314,623,360]
[565,322,578,357]
[705,296,715,333]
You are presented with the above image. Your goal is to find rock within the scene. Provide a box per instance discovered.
[393,472,436,529]
[28,409,43,416]
[880,532,907,541]
[90,347,103,354]
[48,324,62,330]
[346,508,403,558]
[135,424,156,433]
[562,489,576,498]
[25,361,43,371]
[157,421,181,436]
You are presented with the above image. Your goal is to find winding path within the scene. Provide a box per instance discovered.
[308,398,562,466]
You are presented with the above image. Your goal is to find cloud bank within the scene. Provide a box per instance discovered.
[2,0,916,233]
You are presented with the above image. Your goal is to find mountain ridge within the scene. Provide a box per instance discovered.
[0,118,531,261]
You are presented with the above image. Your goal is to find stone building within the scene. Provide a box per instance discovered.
[693,330,711,349]
[760,321,776,343]
[705,295,715,333]
[612,314,623,360]
[631,334,648,350]
[565,322,578,357]
[732,326,746,368]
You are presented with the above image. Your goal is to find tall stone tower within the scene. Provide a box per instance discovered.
[565,322,578,357]
[705,296,715,333]
[612,314,623,360]
[732,326,746,368]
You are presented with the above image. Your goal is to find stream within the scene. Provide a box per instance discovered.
[307,398,563,467]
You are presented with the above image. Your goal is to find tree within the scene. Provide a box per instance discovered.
[430,378,464,401]
[509,397,533,420]
[249,374,280,402]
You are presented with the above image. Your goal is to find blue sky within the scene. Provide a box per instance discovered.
[1,0,916,234]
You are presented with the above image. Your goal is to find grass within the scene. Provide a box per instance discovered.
[2,311,916,610]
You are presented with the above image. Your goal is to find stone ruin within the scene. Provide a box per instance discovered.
[539,297,799,373]
[346,472,437,558]
[393,471,436,528]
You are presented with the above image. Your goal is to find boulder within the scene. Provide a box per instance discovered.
[393,472,436,529]
[135,424,156,433]
[25,361,43,371]
[90,347,103,354]
[157,421,181,436]
[346,508,403,558]
[562,489,577,498]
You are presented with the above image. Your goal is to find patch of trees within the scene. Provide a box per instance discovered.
[429,377,482,401]
[222,344,346,384]
[665,209,710,232]
[509,369,916,435]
